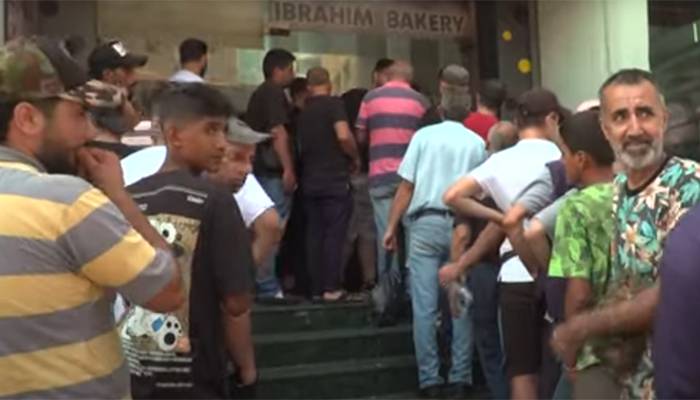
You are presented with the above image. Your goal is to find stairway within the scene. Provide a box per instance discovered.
[252,301,418,399]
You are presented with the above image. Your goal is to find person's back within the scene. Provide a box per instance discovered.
[357,62,429,188]
[298,95,350,194]
[476,139,561,212]
[124,170,252,384]
[405,121,486,214]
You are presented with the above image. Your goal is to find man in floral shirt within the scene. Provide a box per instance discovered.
[551,69,700,400]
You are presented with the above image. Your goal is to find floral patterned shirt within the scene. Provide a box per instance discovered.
[603,156,700,400]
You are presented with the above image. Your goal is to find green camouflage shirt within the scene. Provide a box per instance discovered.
[605,156,700,400]
[548,183,614,371]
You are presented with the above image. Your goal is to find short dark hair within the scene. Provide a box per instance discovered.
[478,80,507,110]
[290,77,308,99]
[0,100,18,143]
[156,83,233,125]
[307,66,330,86]
[179,38,208,65]
[0,98,58,143]
[263,49,295,79]
[598,69,662,103]
[374,58,394,73]
[560,110,615,166]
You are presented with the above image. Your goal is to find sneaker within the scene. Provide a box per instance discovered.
[443,383,473,399]
[418,384,443,399]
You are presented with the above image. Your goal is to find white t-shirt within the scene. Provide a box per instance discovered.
[469,138,561,282]
[120,146,274,227]
[169,69,205,83]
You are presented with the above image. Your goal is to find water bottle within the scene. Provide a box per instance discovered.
[448,282,473,318]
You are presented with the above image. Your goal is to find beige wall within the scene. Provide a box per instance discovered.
[97,0,265,84]
[537,0,649,109]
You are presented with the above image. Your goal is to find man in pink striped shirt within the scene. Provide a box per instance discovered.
[356,61,429,322]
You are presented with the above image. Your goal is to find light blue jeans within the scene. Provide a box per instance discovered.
[408,214,473,388]
[256,176,292,297]
[369,183,403,313]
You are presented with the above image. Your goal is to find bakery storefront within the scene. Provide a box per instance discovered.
[3,0,536,108]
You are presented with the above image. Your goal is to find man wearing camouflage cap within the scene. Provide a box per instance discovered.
[0,36,183,398]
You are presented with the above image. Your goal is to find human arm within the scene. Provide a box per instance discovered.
[76,147,183,312]
[270,124,296,193]
[439,222,505,285]
[551,284,659,369]
[250,208,281,267]
[383,180,414,251]
[451,221,472,262]
[501,203,543,274]
[209,192,257,384]
[524,220,552,272]
[443,176,502,222]
[335,120,361,173]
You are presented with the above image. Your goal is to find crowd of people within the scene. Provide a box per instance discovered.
[0,32,698,400]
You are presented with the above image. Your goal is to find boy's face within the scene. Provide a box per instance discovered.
[166,116,227,175]
[208,141,255,193]
[561,142,584,185]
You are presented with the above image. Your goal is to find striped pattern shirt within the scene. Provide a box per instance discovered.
[0,146,175,399]
[356,81,429,187]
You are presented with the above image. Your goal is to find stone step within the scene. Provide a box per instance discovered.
[252,301,372,335]
[257,355,417,399]
[255,324,413,368]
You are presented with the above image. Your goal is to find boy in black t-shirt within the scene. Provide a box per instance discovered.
[121,84,256,399]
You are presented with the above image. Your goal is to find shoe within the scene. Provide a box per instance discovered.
[443,383,472,399]
[418,384,443,399]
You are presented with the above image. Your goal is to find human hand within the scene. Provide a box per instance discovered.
[382,229,397,251]
[77,147,125,196]
[551,321,584,377]
[439,262,462,287]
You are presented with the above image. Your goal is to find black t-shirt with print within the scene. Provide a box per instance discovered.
[128,169,255,384]
[246,81,290,176]
[297,95,351,196]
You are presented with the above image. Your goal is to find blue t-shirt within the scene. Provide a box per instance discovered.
[398,120,486,217]
[653,203,700,399]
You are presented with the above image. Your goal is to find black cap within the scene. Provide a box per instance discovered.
[516,88,568,120]
[88,40,148,79]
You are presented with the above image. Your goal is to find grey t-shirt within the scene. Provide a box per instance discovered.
[530,189,578,239]
[515,167,555,214]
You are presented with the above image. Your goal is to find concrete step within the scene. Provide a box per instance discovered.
[257,355,417,399]
[252,301,372,335]
[255,324,413,368]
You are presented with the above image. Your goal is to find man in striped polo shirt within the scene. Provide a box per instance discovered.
[0,37,183,399]
[356,61,430,321]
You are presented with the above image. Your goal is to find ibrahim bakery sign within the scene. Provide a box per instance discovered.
[268,0,471,38]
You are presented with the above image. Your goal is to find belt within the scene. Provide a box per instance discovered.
[410,208,453,221]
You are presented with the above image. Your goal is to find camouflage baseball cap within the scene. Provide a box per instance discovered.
[0,36,122,107]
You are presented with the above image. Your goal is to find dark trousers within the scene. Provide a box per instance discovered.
[468,263,509,399]
[303,192,353,296]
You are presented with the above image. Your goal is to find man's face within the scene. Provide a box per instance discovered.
[167,116,227,175]
[279,64,295,87]
[208,142,255,193]
[560,142,583,185]
[601,81,668,171]
[374,70,389,87]
[37,100,95,175]
[104,66,137,88]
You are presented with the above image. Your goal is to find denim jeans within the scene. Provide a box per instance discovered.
[469,263,509,399]
[369,183,402,313]
[408,214,473,388]
[256,176,292,297]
